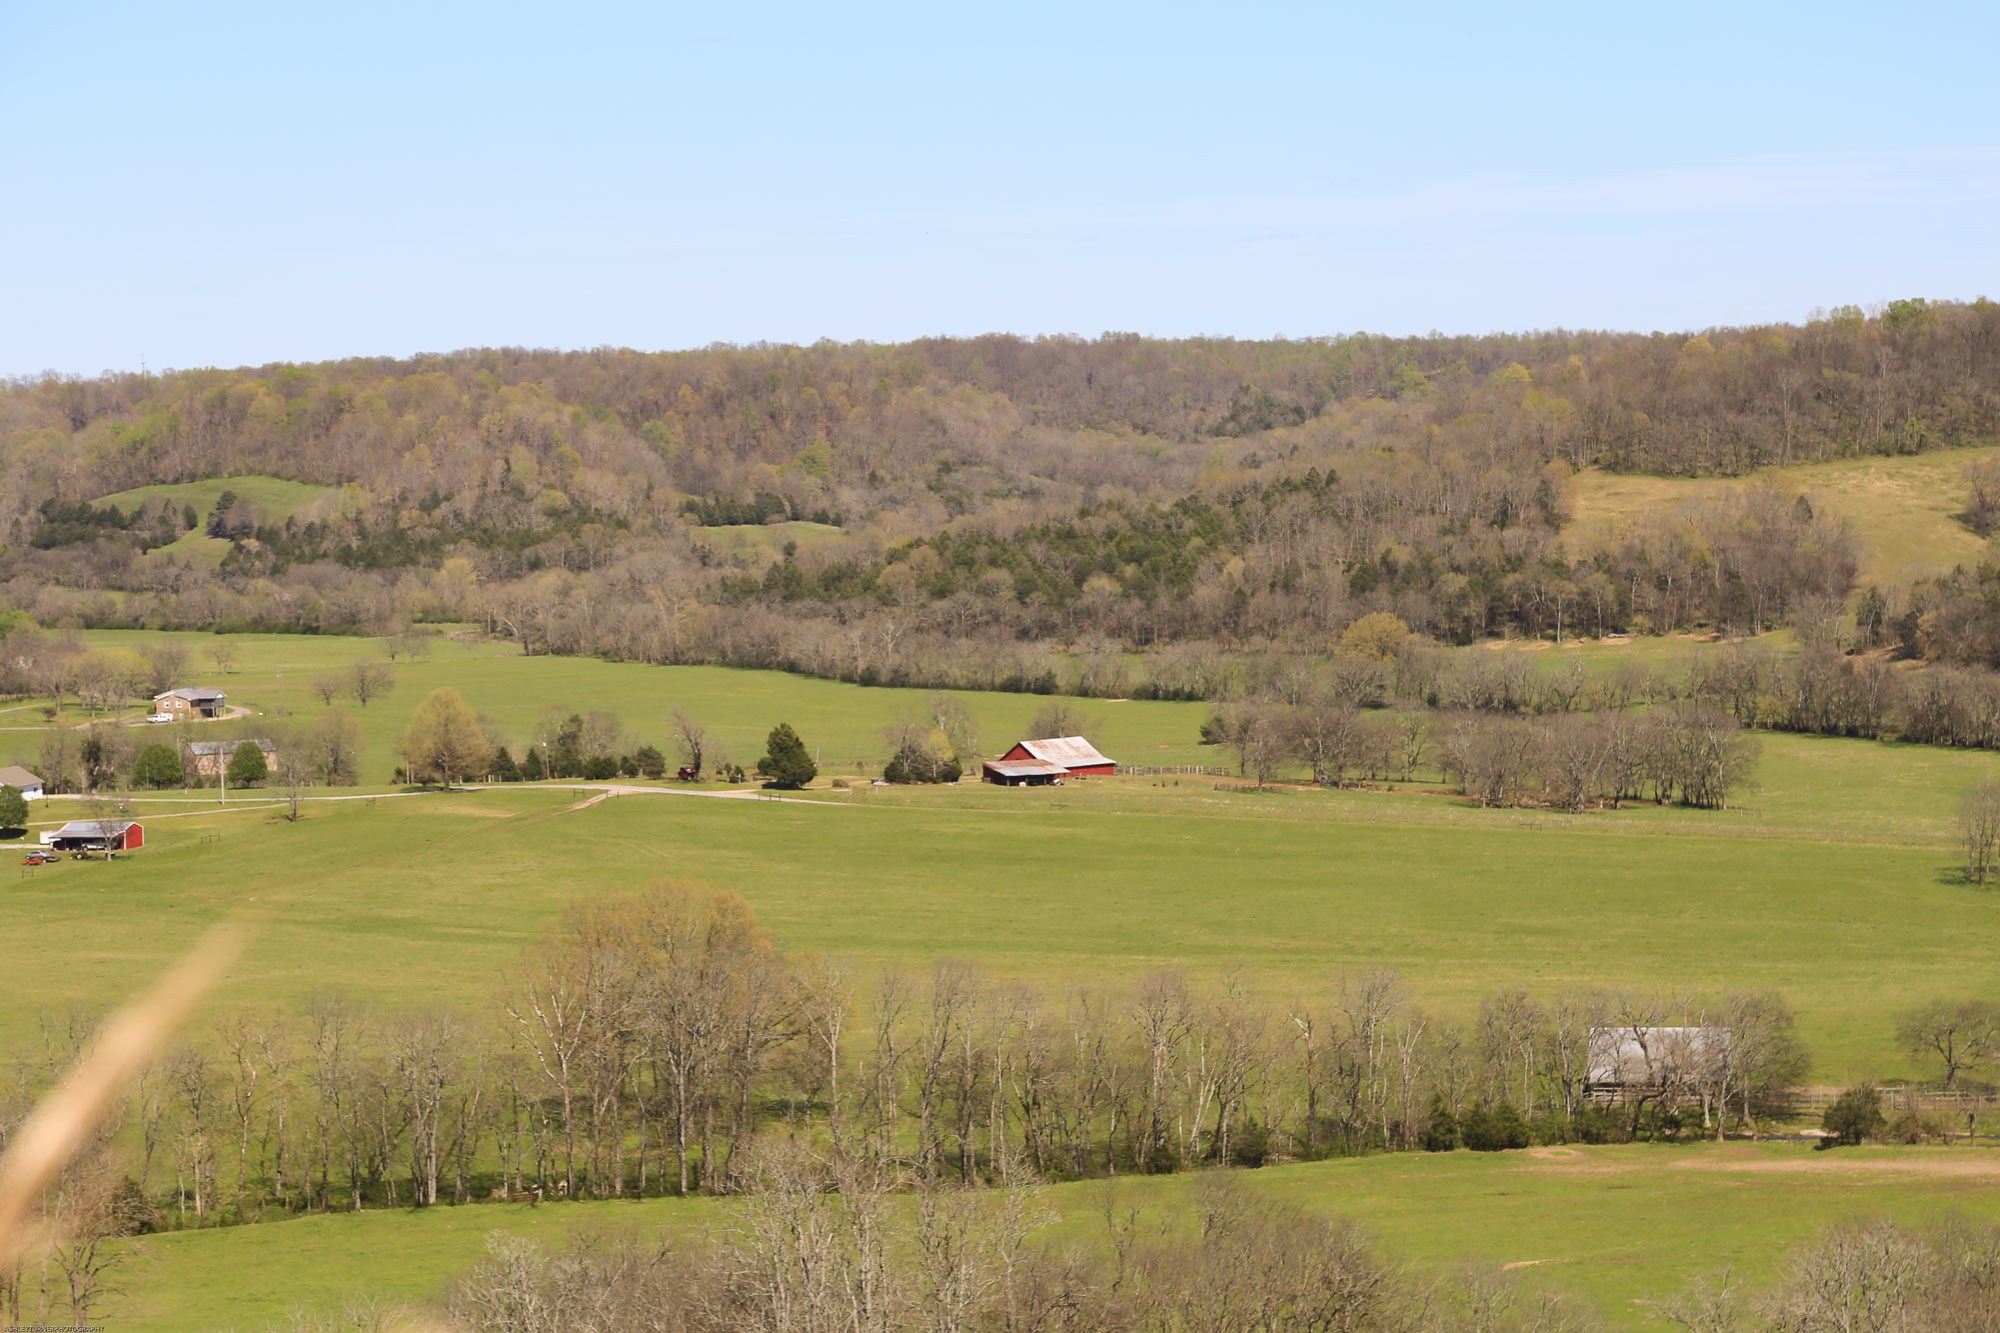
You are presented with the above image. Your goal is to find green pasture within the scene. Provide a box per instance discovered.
[9,630,1218,782]
[6,741,1999,1077]
[692,519,846,558]
[124,1141,2000,1332]
[1568,443,2000,586]
[86,477,341,567]
[91,475,339,521]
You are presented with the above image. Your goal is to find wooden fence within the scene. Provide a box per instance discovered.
[1786,1084,2000,1112]
[1115,764,1228,777]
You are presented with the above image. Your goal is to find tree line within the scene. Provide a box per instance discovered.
[3,883,1821,1235]
[14,881,2000,1325]
[8,305,1986,675]
[426,1199,2000,1333]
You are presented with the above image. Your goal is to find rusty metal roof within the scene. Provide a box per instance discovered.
[1016,736,1113,768]
[983,759,1066,778]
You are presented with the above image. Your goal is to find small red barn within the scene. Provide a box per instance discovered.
[983,736,1116,785]
[41,820,144,851]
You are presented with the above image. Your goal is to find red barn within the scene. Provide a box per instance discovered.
[983,736,1116,785]
[42,820,145,851]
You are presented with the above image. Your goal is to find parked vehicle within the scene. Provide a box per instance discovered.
[145,712,174,724]
[676,766,699,780]
[21,849,56,865]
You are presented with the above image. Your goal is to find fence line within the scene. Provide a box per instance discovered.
[1785,1084,1999,1112]
[1115,764,1228,777]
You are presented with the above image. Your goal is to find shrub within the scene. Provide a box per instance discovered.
[1569,1104,1627,1144]
[1886,1107,1950,1144]
[1460,1102,1531,1151]
[1228,1118,1270,1167]
[633,745,666,779]
[1822,1083,1886,1146]
[583,755,620,781]
[0,784,26,836]
[883,738,961,784]
[1419,1094,1459,1151]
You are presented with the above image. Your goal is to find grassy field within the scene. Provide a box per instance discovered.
[3,639,1997,1327]
[1569,443,2000,586]
[122,1141,2000,1332]
[87,476,341,567]
[7,730,2000,1076]
[1,630,1217,782]
[692,518,846,558]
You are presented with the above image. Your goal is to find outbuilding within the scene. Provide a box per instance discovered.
[185,738,277,778]
[1584,1026,1730,1102]
[980,757,1067,787]
[982,735,1117,785]
[40,820,145,852]
[0,765,46,800]
[155,687,228,719]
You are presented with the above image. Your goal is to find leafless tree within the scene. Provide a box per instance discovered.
[670,706,707,777]
[1960,780,2000,885]
[349,659,394,709]
[1026,698,1100,740]
[146,641,189,696]
[1897,998,2000,1089]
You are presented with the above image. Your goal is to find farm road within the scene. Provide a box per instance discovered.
[556,782,842,808]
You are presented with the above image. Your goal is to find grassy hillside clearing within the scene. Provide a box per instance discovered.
[90,475,340,521]
[1568,444,2000,587]
[82,476,342,567]
[122,1142,2000,1332]
[691,518,846,558]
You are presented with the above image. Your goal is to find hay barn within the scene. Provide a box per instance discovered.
[982,736,1116,785]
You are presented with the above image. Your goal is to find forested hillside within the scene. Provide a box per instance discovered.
[2,301,1996,677]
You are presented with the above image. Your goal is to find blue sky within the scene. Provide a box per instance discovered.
[3,1,1996,374]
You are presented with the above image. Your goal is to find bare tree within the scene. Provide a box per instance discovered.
[311,673,347,707]
[1026,698,1100,740]
[146,641,189,697]
[1960,780,2000,886]
[273,735,316,822]
[350,659,394,709]
[209,639,238,675]
[670,706,707,777]
[1897,998,2000,1089]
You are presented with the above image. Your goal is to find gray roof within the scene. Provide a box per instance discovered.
[1587,1026,1730,1086]
[186,738,274,757]
[984,759,1066,778]
[52,820,135,838]
[0,765,43,788]
[156,687,226,702]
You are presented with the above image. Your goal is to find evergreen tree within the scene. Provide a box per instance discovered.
[490,747,520,781]
[0,784,27,835]
[1419,1094,1460,1152]
[633,744,666,779]
[206,489,238,538]
[226,740,268,787]
[133,742,184,789]
[756,723,817,789]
